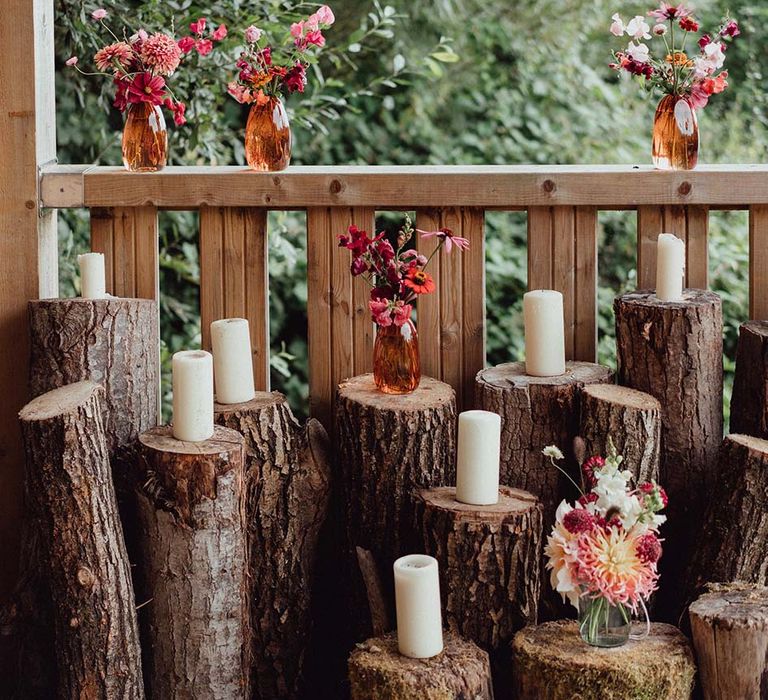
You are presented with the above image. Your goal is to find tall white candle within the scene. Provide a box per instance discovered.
[394,554,443,659]
[456,410,501,505]
[77,252,107,299]
[211,318,256,405]
[172,350,214,442]
[656,233,685,302]
[524,290,566,377]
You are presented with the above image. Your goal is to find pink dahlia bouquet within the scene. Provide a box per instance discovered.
[227,5,335,106]
[608,3,738,109]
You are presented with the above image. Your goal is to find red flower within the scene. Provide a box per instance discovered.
[257,47,272,66]
[196,39,214,56]
[113,78,129,111]
[178,36,196,54]
[698,34,712,49]
[126,73,166,106]
[350,257,368,276]
[284,62,307,93]
[338,225,370,257]
[722,20,740,38]
[190,18,207,35]
[370,286,395,301]
[305,29,326,47]
[171,100,187,126]
[636,533,662,563]
[212,24,228,41]
[679,17,699,32]
[563,508,596,535]
[577,492,598,508]
[582,455,605,488]
[404,268,436,295]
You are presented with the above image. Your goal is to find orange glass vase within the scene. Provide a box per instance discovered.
[121,102,168,172]
[373,319,420,394]
[244,97,292,171]
[652,94,699,170]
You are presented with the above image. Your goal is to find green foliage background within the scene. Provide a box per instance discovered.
[55,0,768,425]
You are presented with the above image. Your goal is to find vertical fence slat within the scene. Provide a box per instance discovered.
[351,207,376,375]
[330,208,355,392]
[199,206,225,353]
[416,208,443,380]
[527,206,553,290]
[90,208,116,293]
[750,204,768,320]
[243,208,270,391]
[440,207,464,403]
[686,205,709,289]
[552,207,576,360]
[461,207,486,407]
[574,207,598,362]
[637,206,663,289]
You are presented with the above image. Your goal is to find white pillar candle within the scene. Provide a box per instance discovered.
[211,318,256,405]
[394,554,443,659]
[172,350,214,442]
[656,233,685,302]
[77,252,107,299]
[524,290,566,377]
[456,410,501,505]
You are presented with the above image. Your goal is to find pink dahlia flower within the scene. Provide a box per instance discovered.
[95,41,134,73]
[140,33,182,76]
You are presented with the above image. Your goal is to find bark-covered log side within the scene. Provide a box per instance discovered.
[512,620,696,700]
[348,633,493,700]
[580,384,661,484]
[689,583,768,700]
[28,298,159,457]
[730,321,768,438]
[135,426,247,700]
[214,393,331,700]
[335,375,456,638]
[615,290,722,619]
[18,381,144,699]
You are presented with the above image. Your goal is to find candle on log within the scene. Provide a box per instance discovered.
[77,252,107,299]
[524,290,565,377]
[394,554,443,659]
[172,350,214,442]
[655,233,685,301]
[456,410,501,505]
[211,318,256,405]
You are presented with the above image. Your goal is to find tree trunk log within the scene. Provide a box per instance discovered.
[415,485,542,695]
[731,321,768,438]
[512,620,695,700]
[214,393,331,700]
[335,374,456,639]
[28,298,159,457]
[579,383,661,484]
[18,381,144,699]
[134,426,247,700]
[348,633,493,700]
[614,289,723,620]
[685,435,768,605]
[689,583,768,700]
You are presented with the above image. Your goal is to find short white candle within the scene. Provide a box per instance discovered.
[394,554,443,659]
[456,410,501,505]
[524,290,566,377]
[77,252,107,299]
[211,318,256,405]
[656,233,685,302]
[172,350,214,442]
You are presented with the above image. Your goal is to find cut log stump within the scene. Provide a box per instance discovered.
[135,426,248,700]
[689,583,768,700]
[730,321,768,438]
[416,486,542,695]
[214,393,331,700]
[615,289,722,619]
[580,384,661,484]
[512,620,695,700]
[348,633,493,700]
[18,381,144,699]
[335,374,456,639]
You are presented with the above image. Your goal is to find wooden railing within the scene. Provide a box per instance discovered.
[40,164,768,427]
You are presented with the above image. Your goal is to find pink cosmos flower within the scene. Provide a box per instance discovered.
[245,25,262,43]
[189,18,207,35]
[648,2,692,20]
[140,33,182,76]
[178,36,196,54]
[417,227,470,254]
[314,5,335,25]
[195,38,214,56]
[91,8,107,20]
[65,56,78,66]
[94,41,134,73]
[126,73,167,106]
[212,24,227,41]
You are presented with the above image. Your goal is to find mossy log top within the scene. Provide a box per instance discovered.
[512,620,696,700]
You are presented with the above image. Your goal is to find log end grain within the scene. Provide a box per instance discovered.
[214,390,286,415]
[19,379,102,422]
[476,361,614,392]
[690,582,768,631]
[337,374,455,413]
[613,288,722,312]
[582,383,661,413]
[417,485,540,523]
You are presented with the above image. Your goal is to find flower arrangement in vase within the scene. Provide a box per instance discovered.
[338,215,469,395]
[609,3,739,170]
[226,6,335,171]
[66,8,224,171]
[543,440,667,647]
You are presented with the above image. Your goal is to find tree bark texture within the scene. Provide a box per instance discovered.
[730,321,768,438]
[134,426,247,700]
[214,392,331,700]
[579,383,661,485]
[18,381,144,699]
[614,289,723,619]
[28,298,159,457]
[335,374,456,639]
[689,582,768,700]
[512,620,695,700]
[348,633,494,700]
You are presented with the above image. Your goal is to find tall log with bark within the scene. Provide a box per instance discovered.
[18,381,143,699]
[730,321,768,438]
[214,393,331,700]
[135,426,247,700]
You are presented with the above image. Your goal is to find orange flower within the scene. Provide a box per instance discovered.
[665,52,692,67]
[404,268,435,295]
[250,70,273,88]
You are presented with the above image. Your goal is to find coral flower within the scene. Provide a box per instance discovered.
[404,268,436,295]
[140,33,182,76]
[94,41,134,73]
[126,73,167,106]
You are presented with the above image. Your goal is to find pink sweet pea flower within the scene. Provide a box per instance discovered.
[610,13,625,37]
[65,56,78,66]
[195,38,214,56]
[290,22,304,38]
[305,30,325,47]
[91,8,107,20]
[392,302,413,327]
[314,5,335,25]
[212,24,227,41]
[722,20,740,37]
[689,83,710,109]
[189,18,207,35]
[245,25,262,43]
[178,36,196,53]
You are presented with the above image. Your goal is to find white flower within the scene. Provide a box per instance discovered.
[626,16,651,40]
[693,56,715,78]
[703,42,726,69]
[610,13,626,37]
[652,23,667,36]
[626,42,650,64]
[543,445,564,460]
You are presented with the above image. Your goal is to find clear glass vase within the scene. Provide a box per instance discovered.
[578,596,650,648]
[651,94,699,171]
[121,102,168,172]
[244,97,292,171]
[373,320,420,394]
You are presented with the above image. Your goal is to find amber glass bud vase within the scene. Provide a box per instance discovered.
[122,102,168,172]
[651,94,699,170]
[373,319,420,394]
[245,97,292,171]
